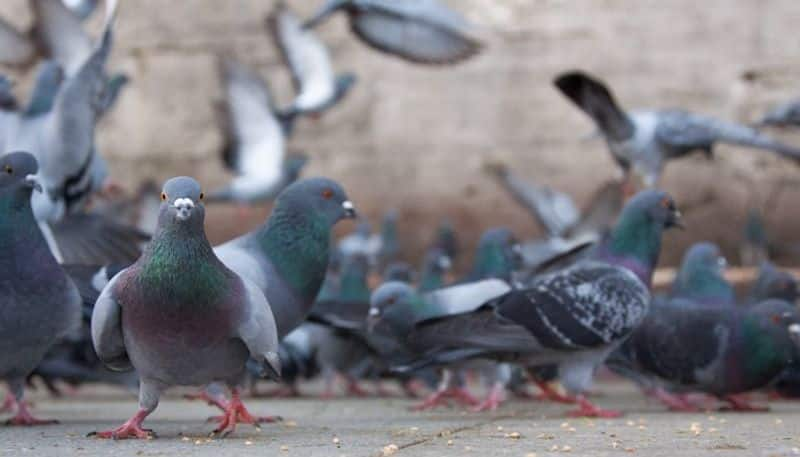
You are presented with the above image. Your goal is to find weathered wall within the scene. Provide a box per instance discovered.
[2,0,800,267]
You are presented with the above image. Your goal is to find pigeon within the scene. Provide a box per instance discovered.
[0,151,82,425]
[740,208,770,266]
[745,261,799,305]
[431,218,459,262]
[303,0,483,65]
[373,190,682,417]
[757,99,800,128]
[378,209,400,267]
[668,242,734,307]
[268,1,356,118]
[337,212,399,267]
[554,70,800,189]
[463,227,520,282]
[90,177,282,439]
[418,247,451,292]
[609,299,800,411]
[207,58,307,204]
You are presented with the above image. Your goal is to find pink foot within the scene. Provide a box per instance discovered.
[534,381,575,404]
[471,385,505,412]
[209,389,281,437]
[566,395,623,418]
[411,387,479,411]
[720,395,769,412]
[0,393,16,414]
[184,391,228,412]
[346,379,370,398]
[4,401,57,426]
[648,388,699,412]
[402,380,426,399]
[89,410,153,439]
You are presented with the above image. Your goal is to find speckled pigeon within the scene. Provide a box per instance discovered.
[303,0,483,65]
[371,190,682,417]
[90,177,282,439]
[268,1,356,118]
[0,151,82,425]
[554,70,800,189]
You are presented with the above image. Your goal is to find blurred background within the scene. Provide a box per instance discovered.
[2,0,800,268]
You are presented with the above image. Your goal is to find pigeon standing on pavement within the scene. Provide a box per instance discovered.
[554,70,800,189]
[268,1,356,119]
[90,177,282,439]
[303,0,484,65]
[0,152,82,425]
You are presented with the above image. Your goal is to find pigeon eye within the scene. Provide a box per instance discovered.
[660,197,672,209]
[3,165,11,175]
[161,192,167,201]
[322,188,333,200]
[199,192,204,201]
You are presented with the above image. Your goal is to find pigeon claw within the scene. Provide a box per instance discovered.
[471,385,506,412]
[88,410,154,439]
[410,387,480,411]
[566,395,623,418]
[209,389,280,437]
[0,393,16,414]
[719,395,770,412]
[648,388,700,412]
[534,381,576,404]
[4,402,58,426]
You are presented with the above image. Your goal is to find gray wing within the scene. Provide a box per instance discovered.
[234,277,281,378]
[487,163,579,237]
[416,278,511,323]
[90,272,131,371]
[348,0,483,64]
[565,180,623,238]
[554,71,635,143]
[50,212,149,265]
[24,60,65,117]
[0,17,35,66]
[31,0,94,75]
[655,110,800,162]
[758,100,800,128]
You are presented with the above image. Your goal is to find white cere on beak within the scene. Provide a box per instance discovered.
[368,307,380,317]
[173,197,195,221]
[717,257,728,270]
[439,256,452,270]
[342,200,354,210]
[789,323,800,336]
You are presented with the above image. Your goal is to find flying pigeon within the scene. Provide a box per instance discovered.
[372,190,682,417]
[0,151,82,425]
[90,177,282,439]
[554,70,800,189]
[268,1,356,118]
[207,58,307,204]
[303,0,483,65]
[609,299,800,412]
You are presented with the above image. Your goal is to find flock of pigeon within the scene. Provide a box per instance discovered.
[1,0,800,442]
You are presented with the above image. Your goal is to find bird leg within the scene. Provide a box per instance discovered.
[209,388,281,437]
[345,376,370,397]
[184,390,228,412]
[471,382,506,412]
[566,395,623,418]
[410,387,480,411]
[0,392,15,413]
[720,394,769,412]
[89,409,154,439]
[647,388,698,412]
[534,380,575,404]
[5,401,58,426]
[402,379,426,398]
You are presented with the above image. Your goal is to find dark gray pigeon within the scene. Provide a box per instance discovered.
[207,58,307,205]
[303,0,483,65]
[668,242,734,307]
[90,177,282,439]
[0,151,82,425]
[757,99,800,128]
[268,1,356,118]
[608,299,800,412]
[372,190,682,417]
[554,71,800,189]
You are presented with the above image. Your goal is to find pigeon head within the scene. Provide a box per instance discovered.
[0,152,42,198]
[671,242,734,306]
[748,300,800,362]
[158,176,205,227]
[419,248,451,292]
[600,189,681,286]
[468,227,521,281]
[273,177,356,226]
[751,262,799,304]
[367,281,418,334]
[434,218,459,260]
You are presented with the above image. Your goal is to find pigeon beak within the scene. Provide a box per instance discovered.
[25,175,42,193]
[438,255,452,271]
[262,351,282,382]
[366,307,381,333]
[342,200,357,219]
[669,210,685,230]
[173,198,195,222]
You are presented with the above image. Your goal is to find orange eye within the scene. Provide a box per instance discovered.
[772,314,782,324]
[161,192,167,201]
[199,192,204,201]
[660,197,671,209]
[322,188,333,199]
